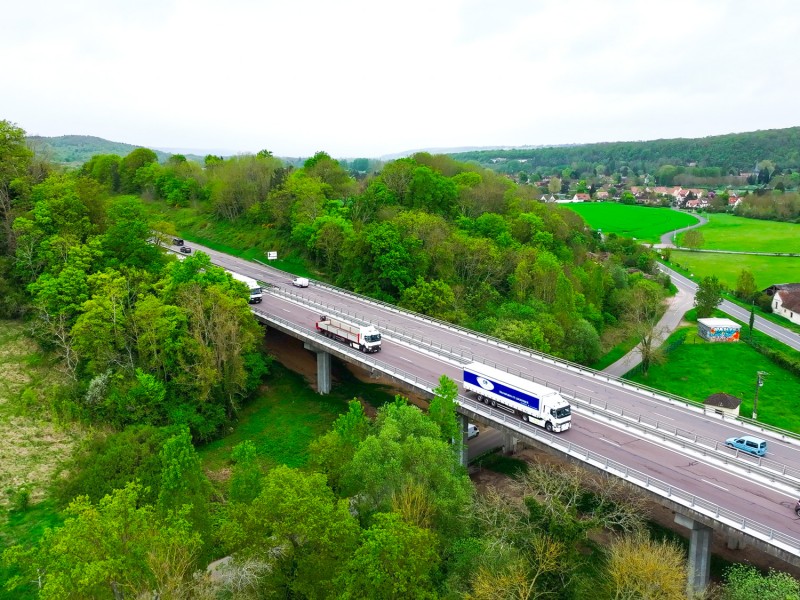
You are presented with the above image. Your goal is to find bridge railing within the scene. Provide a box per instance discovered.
[253,307,800,557]
[257,260,800,446]
[259,286,800,484]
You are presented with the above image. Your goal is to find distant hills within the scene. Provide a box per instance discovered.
[448,127,800,174]
[26,126,800,173]
[26,135,205,166]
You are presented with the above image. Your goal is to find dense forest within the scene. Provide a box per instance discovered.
[453,126,800,182]
[2,118,796,598]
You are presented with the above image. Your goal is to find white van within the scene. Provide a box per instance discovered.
[292,277,309,288]
[467,423,479,439]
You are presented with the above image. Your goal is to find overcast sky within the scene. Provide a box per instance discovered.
[2,0,798,158]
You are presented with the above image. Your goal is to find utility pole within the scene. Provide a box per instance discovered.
[752,371,768,420]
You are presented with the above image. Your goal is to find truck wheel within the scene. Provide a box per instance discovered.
[490,400,497,408]
[545,421,553,432]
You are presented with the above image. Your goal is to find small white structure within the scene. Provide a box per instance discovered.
[704,393,742,418]
[697,318,740,342]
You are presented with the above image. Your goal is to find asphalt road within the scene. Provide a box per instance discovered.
[170,242,800,553]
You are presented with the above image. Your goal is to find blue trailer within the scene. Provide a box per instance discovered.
[463,362,571,432]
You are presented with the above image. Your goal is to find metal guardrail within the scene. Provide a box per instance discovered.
[266,272,800,435]
[262,282,800,481]
[254,307,800,557]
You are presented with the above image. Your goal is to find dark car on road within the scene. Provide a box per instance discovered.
[179,246,192,254]
[173,238,184,246]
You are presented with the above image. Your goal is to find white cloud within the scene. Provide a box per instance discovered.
[2,0,798,157]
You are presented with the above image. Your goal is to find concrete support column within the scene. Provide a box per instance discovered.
[303,343,331,394]
[674,514,712,596]
[458,414,469,468]
[502,431,518,454]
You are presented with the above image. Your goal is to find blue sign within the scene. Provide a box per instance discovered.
[464,369,541,411]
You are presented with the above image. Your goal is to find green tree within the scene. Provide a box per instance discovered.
[399,277,457,321]
[2,482,201,600]
[720,564,800,600]
[338,512,440,600]
[429,374,461,446]
[735,269,758,301]
[157,427,212,543]
[0,119,33,254]
[101,196,162,269]
[229,440,262,504]
[342,398,472,538]
[52,425,173,508]
[303,150,357,199]
[682,228,704,249]
[623,278,666,376]
[694,275,723,318]
[308,400,371,492]
[749,302,756,339]
[567,319,601,365]
[71,269,133,376]
[120,147,158,193]
[222,465,360,598]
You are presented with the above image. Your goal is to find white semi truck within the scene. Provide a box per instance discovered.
[463,362,571,432]
[228,271,263,304]
[315,315,382,353]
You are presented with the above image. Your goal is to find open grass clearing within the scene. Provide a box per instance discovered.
[563,202,699,243]
[0,321,86,600]
[626,325,800,433]
[144,199,315,277]
[676,213,800,253]
[666,251,800,290]
[198,359,396,477]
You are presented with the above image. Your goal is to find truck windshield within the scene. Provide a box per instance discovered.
[250,287,262,294]
[364,334,382,343]
[551,406,571,419]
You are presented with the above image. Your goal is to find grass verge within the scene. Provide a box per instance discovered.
[626,322,800,433]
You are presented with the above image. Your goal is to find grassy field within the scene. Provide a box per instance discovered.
[676,213,800,253]
[0,321,85,600]
[666,251,800,290]
[626,325,800,433]
[198,360,397,476]
[145,199,316,278]
[563,203,699,243]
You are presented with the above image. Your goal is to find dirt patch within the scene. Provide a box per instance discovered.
[0,321,85,508]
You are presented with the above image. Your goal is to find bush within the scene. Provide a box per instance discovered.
[6,483,32,511]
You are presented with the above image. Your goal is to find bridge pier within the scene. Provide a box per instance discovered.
[674,513,712,596]
[303,343,331,394]
[502,431,519,454]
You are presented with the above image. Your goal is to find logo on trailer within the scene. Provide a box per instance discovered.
[476,377,494,391]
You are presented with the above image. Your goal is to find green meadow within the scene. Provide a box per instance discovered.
[564,202,699,243]
[627,326,800,433]
[676,213,800,253]
[667,251,800,290]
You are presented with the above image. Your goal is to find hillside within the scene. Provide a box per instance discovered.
[26,135,201,166]
[450,126,800,175]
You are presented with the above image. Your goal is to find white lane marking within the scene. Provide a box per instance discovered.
[599,438,621,447]
[701,479,729,492]
[651,412,675,421]
[399,356,415,362]
[577,386,595,392]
